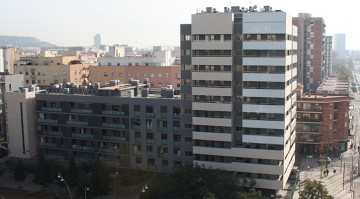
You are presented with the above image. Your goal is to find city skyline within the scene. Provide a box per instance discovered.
[0,0,358,49]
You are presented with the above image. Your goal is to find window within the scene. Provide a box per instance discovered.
[98,72,101,77]
[119,73,123,77]
[158,73,162,78]
[165,73,169,78]
[26,72,28,75]
[144,73,147,77]
[104,72,108,77]
[151,73,154,78]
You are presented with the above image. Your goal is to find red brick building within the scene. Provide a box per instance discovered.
[297,93,351,157]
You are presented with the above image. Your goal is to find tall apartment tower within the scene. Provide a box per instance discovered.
[180,6,297,191]
[293,13,326,91]
[324,36,333,76]
[334,33,346,59]
[94,34,102,48]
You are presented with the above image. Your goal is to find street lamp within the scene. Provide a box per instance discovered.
[57,172,72,199]
[84,187,89,199]
[136,184,148,199]
[306,155,312,179]
[114,171,119,199]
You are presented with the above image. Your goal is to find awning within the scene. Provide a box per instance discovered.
[304,123,320,127]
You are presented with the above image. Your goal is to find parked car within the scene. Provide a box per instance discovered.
[319,157,331,163]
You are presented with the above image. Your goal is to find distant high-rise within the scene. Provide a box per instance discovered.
[324,36,333,76]
[334,34,346,59]
[293,13,326,91]
[94,34,102,47]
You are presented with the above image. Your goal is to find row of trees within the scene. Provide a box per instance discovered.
[141,164,262,199]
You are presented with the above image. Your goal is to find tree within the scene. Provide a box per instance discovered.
[144,165,262,199]
[238,188,262,199]
[33,157,53,190]
[13,160,26,188]
[65,155,79,188]
[300,179,334,199]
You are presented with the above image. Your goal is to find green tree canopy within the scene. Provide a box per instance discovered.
[13,160,26,187]
[143,165,261,199]
[300,179,334,199]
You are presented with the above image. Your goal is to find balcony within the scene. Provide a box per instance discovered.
[103,123,125,129]
[147,152,155,157]
[135,138,142,143]
[72,145,96,152]
[103,135,126,142]
[39,142,57,148]
[174,141,181,146]
[72,133,94,139]
[133,151,142,156]
[146,139,155,144]
[173,127,180,132]
[161,140,168,145]
[133,125,141,130]
[159,127,168,132]
[297,118,322,123]
[74,157,93,162]
[66,120,88,126]
[37,118,58,124]
[174,114,180,119]
[40,131,63,137]
[41,107,62,112]
[70,109,92,114]
[146,113,155,118]
[147,165,156,170]
[102,110,125,116]
[98,148,122,154]
[161,113,167,118]
[134,111,141,117]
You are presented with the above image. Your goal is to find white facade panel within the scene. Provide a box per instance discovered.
[243,41,286,50]
[243,88,285,98]
[192,72,232,81]
[192,13,233,34]
[192,41,232,50]
[192,87,232,96]
[285,70,292,81]
[192,102,232,112]
[243,73,285,82]
[243,135,284,145]
[243,57,285,66]
[193,132,232,142]
[290,119,296,134]
[193,146,285,160]
[292,41,297,50]
[243,104,284,114]
[292,67,297,77]
[285,99,292,113]
[193,117,232,127]
[243,12,286,23]
[193,160,284,175]
[291,81,297,91]
[243,23,286,34]
[192,57,232,65]
[242,119,285,129]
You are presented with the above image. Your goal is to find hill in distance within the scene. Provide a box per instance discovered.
[0,35,57,48]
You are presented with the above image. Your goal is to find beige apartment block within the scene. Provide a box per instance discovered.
[14,64,91,86]
[89,65,180,88]
[5,89,37,159]
[20,55,77,66]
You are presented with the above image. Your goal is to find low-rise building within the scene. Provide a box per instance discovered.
[35,80,192,171]
[89,65,180,88]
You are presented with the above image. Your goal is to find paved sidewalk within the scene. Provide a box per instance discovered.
[293,149,359,199]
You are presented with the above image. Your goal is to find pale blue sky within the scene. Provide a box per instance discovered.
[0,0,358,49]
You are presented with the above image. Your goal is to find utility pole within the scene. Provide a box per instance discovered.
[343,162,345,190]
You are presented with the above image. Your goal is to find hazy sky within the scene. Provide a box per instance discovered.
[0,0,359,49]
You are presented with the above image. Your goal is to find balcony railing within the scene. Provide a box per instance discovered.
[103,123,125,129]
[102,110,125,116]
[146,113,155,118]
[66,120,88,126]
[45,154,65,160]
[134,111,141,117]
[159,127,168,132]
[41,131,63,136]
[72,145,95,151]
[173,127,180,132]
[41,107,62,112]
[161,140,168,145]
[135,138,142,143]
[146,139,155,144]
[39,142,57,148]
[161,113,167,118]
[37,119,58,124]
[173,114,180,119]
[72,133,94,139]
[71,108,92,114]
[297,118,322,122]
[103,135,126,142]
[174,141,181,146]
[133,125,141,130]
